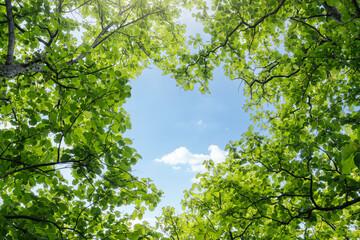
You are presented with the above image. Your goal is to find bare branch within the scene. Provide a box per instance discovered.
[317,0,343,24]
[0,63,43,78]
[5,0,15,65]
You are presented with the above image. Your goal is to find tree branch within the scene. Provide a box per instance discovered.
[290,17,331,41]
[5,0,15,65]
[315,196,360,211]
[4,215,86,238]
[0,63,43,78]
[67,9,163,65]
[317,0,343,24]
[247,0,286,28]
[0,160,78,180]
[61,0,93,13]
[233,222,253,239]
[184,0,287,76]
[353,0,360,16]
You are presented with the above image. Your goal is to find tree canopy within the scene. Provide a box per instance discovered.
[1,0,360,239]
[159,0,360,239]
[0,0,186,238]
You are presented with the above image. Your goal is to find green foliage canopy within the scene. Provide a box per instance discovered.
[0,0,186,238]
[159,0,360,239]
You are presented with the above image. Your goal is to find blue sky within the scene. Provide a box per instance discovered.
[121,5,254,225]
[124,65,252,222]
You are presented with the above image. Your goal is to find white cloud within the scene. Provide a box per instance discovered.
[155,145,227,173]
[172,166,181,170]
[208,145,228,164]
[154,147,206,166]
[190,164,206,173]
[197,120,203,125]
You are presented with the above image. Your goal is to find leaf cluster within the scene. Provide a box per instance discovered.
[0,0,188,238]
[159,0,360,239]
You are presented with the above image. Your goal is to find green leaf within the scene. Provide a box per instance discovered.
[354,152,360,169]
[3,130,14,139]
[341,144,358,173]
[64,134,72,145]
[54,134,62,143]
[342,144,357,161]
[245,125,254,137]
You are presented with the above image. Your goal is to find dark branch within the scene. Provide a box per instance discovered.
[353,0,360,16]
[315,196,360,211]
[4,215,86,238]
[62,0,92,13]
[0,63,43,78]
[5,0,15,65]
[290,17,331,41]
[246,0,286,28]
[184,0,287,76]
[245,68,301,89]
[317,0,343,24]
[67,9,163,65]
[0,160,78,179]
[233,222,253,239]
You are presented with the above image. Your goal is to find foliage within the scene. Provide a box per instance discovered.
[0,0,186,238]
[159,0,360,239]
